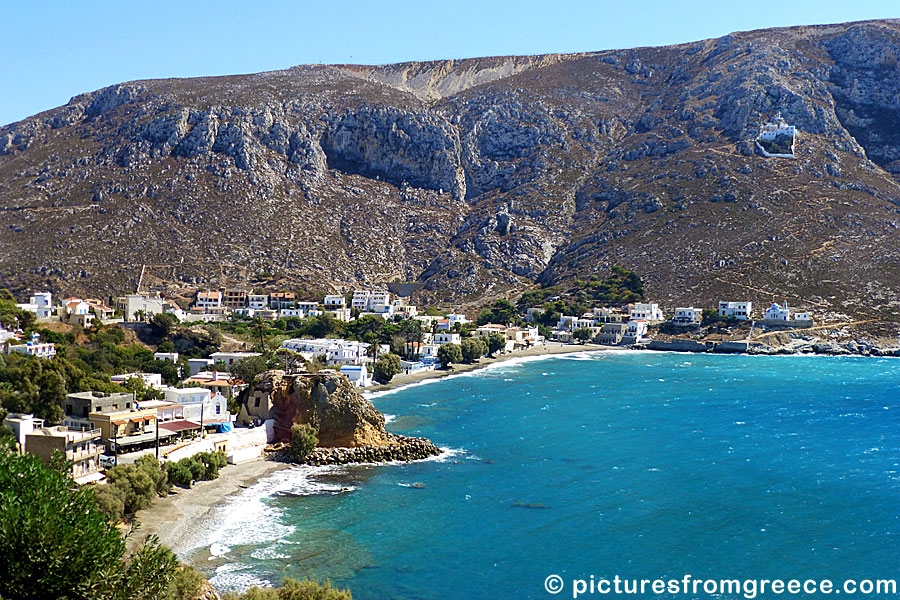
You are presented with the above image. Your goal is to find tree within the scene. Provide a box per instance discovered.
[460,337,487,363]
[437,343,462,369]
[476,300,519,326]
[486,332,507,357]
[0,448,177,600]
[150,313,178,338]
[290,424,318,459]
[573,328,594,343]
[34,369,66,425]
[251,316,267,351]
[231,354,270,385]
[274,348,304,373]
[225,578,352,600]
[133,309,146,323]
[373,353,402,384]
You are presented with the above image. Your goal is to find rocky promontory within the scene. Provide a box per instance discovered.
[261,369,441,465]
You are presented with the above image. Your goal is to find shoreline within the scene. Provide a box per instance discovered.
[125,457,290,555]
[364,342,606,396]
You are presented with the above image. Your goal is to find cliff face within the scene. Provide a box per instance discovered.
[268,370,391,447]
[4,20,900,317]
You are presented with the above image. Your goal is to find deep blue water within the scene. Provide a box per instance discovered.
[186,351,900,599]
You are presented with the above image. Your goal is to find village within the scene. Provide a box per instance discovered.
[0,278,826,488]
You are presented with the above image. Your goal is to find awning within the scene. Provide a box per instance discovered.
[112,420,127,425]
[143,415,155,421]
[129,417,145,423]
[158,420,201,433]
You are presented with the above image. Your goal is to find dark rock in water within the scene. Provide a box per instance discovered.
[512,502,550,509]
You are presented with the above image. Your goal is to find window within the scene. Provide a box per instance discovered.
[255,397,261,408]
[66,404,73,415]
[216,405,221,415]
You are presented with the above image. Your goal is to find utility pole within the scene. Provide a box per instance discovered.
[155,415,159,459]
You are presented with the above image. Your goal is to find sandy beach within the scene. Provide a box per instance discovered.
[366,341,605,394]
[126,457,289,554]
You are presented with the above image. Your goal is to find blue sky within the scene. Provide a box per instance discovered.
[1,0,897,126]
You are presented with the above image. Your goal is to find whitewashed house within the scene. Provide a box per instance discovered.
[110,372,163,389]
[718,301,752,320]
[154,352,179,363]
[248,294,269,310]
[630,303,665,323]
[434,332,461,345]
[339,365,371,387]
[196,291,223,309]
[763,302,812,326]
[623,320,649,344]
[672,307,702,326]
[324,295,347,309]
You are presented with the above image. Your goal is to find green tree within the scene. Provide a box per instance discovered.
[486,332,507,357]
[232,354,270,385]
[437,343,462,368]
[476,300,519,326]
[460,337,487,363]
[224,578,352,600]
[373,353,402,384]
[0,448,177,600]
[573,328,594,343]
[290,424,318,459]
[34,369,66,425]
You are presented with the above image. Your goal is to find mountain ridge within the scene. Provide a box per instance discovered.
[3,19,900,318]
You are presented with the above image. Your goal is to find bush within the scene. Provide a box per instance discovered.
[164,564,205,600]
[224,578,352,600]
[290,424,318,459]
[0,448,177,599]
[166,461,194,489]
[486,332,507,356]
[99,455,171,517]
[373,353,402,384]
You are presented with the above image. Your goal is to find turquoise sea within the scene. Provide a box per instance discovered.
[183,351,900,599]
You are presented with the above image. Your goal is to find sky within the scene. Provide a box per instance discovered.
[2,0,897,126]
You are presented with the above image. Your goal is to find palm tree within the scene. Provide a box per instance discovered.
[252,316,266,351]
[134,309,146,323]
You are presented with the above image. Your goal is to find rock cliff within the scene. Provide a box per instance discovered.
[4,20,900,317]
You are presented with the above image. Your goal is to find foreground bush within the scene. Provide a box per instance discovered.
[224,578,352,600]
[0,448,177,599]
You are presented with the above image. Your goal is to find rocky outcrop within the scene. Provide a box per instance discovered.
[264,369,441,464]
[269,370,394,446]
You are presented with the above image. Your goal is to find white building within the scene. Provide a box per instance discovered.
[718,301,752,321]
[17,292,53,318]
[324,307,353,322]
[764,302,811,324]
[672,307,702,326]
[118,293,165,322]
[324,295,347,309]
[163,387,229,427]
[7,341,56,358]
[196,291,223,309]
[248,294,269,310]
[279,308,306,318]
[4,413,43,449]
[630,303,664,323]
[351,290,372,311]
[434,332,461,345]
[339,365,371,387]
[154,352,179,363]
[188,358,214,376]
[110,372,163,389]
[447,313,469,327]
[623,320,649,344]
[281,338,370,366]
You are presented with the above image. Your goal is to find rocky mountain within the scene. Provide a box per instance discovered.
[4,19,900,318]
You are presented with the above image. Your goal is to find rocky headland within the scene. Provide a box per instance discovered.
[260,369,441,465]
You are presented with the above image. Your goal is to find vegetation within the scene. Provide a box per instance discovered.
[373,353,402,384]
[476,300,519,326]
[223,578,352,600]
[290,423,318,459]
[166,451,228,489]
[460,337,487,363]
[485,332,507,357]
[231,354,272,384]
[94,455,171,521]
[518,267,644,325]
[573,328,594,342]
[437,342,462,368]
[0,448,178,600]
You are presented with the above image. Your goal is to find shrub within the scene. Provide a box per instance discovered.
[290,424,318,459]
[166,461,194,489]
[224,578,352,600]
[164,564,205,600]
